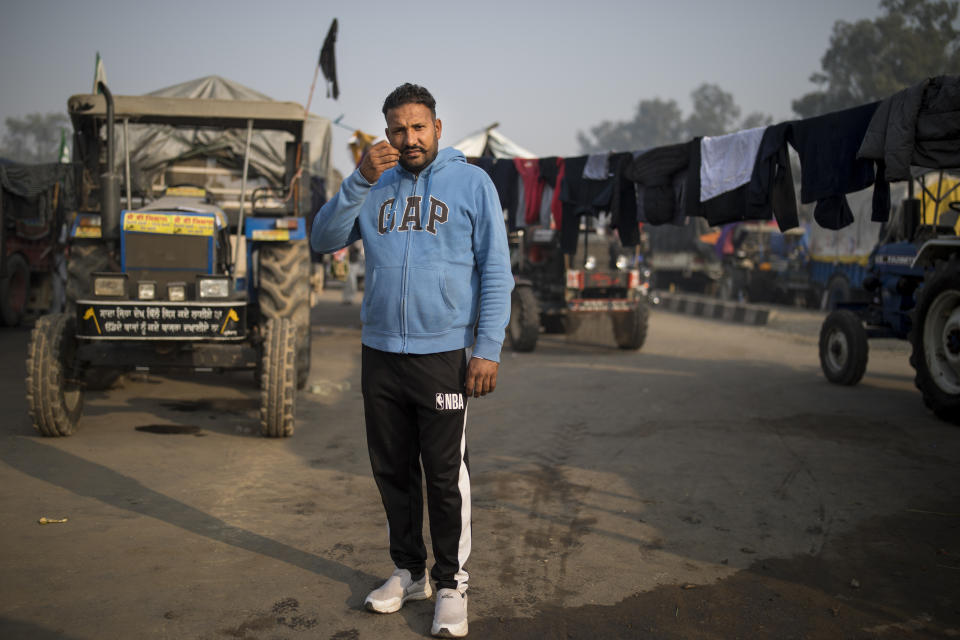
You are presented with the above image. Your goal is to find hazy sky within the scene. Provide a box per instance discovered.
[1,0,884,175]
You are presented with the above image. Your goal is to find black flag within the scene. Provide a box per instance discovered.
[319,18,339,100]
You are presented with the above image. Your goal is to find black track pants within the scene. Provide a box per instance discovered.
[361,345,471,591]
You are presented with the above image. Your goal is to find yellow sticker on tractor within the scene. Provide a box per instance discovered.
[251,229,290,241]
[123,212,215,236]
[166,186,207,198]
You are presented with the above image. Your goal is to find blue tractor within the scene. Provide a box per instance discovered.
[819,169,960,423]
[25,83,317,437]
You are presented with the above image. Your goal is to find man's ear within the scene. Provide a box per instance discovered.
[435,118,442,140]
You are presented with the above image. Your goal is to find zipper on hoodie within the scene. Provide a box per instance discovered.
[400,172,418,352]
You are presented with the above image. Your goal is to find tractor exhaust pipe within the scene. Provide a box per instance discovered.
[98,81,121,241]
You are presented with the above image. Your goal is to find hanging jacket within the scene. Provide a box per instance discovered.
[624,142,691,226]
[745,122,799,231]
[559,155,615,253]
[311,147,514,362]
[858,75,960,181]
[788,101,879,229]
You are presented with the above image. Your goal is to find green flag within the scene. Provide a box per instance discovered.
[93,51,107,93]
[58,128,70,163]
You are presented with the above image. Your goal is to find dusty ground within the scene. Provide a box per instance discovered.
[0,291,958,639]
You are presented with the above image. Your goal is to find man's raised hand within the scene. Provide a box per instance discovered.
[359,141,400,184]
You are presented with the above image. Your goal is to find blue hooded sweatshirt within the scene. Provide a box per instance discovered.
[311,147,513,362]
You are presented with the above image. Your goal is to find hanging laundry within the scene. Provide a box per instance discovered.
[858,75,960,222]
[624,142,691,226]
[636,171,687,226]
[559,155,616,253]
[685,136,749,225]
[699,126,766,201]
[745,121,799,231]
[609,151,640,246]
[490,158,520,229]
[583,153,610,180]
[538,156,565,230]
[514,157,545,226]
[788,101,879,230]
[859,75,960,182]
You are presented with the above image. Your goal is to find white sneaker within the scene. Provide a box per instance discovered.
[431,588,468,638]
[364,568,432,613]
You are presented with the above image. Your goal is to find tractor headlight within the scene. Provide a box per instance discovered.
[584,255,597,270]
[615,255,630,270]
[93,273,127,298]
[197,276,230,299]
[167,282,186,302]
[137,281,157,300]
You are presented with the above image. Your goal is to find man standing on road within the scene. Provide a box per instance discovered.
[311,83,513,638]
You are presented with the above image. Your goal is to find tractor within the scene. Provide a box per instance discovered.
[819,169,960,424]
[26,83,317,437]
[507,215,651,352]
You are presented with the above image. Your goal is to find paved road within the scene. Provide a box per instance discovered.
[1,294,958,639]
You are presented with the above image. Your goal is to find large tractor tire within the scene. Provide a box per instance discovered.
[259,317,296,437]
[0,252,30,326]
[26,313,84,436]
[508,285,539,352]
[612,303,650,350]
[909,255,960,424]
[819,309,868,385]
[259,240,311,390]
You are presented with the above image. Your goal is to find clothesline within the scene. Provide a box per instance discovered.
[464,74,959,253]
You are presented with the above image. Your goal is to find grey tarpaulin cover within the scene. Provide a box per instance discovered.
[119,76,333,198]
[0,162,75,223]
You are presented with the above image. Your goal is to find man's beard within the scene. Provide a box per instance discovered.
[398,144,437,173]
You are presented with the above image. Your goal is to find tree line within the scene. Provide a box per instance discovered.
[578,0,959,153]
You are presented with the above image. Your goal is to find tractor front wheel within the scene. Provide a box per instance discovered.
[26,313,84,436]
[819,309,868,386]
[259,317,296,437]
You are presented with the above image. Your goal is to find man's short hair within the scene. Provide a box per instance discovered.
[382,83,436,118]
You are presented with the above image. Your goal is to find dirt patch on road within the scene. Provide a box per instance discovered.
[472,499,960,639]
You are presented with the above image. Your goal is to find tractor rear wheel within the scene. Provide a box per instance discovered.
[26,313,84,436]
[508,285,539,352]
[612,303,649,350]
[819,309,868,386]
[909,255,960,424]
[258,241,311,389]
[259,317,296,437]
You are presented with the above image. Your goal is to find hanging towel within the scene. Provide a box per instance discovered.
[699,127,766,202]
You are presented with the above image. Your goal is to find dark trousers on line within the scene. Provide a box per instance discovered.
[361,345,471,591]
